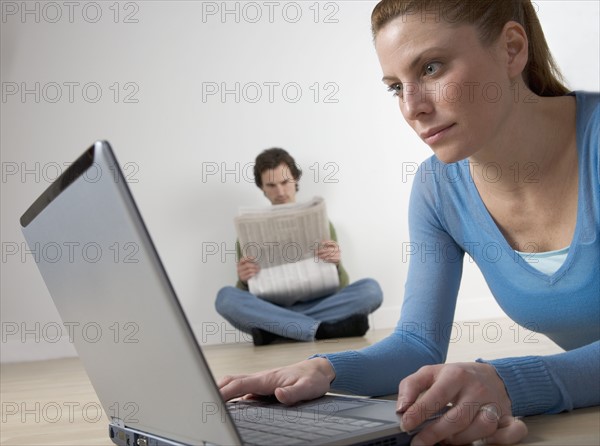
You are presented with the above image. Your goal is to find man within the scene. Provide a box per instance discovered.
[215,148,383,346]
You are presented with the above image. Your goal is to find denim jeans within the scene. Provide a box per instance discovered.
[215,278,383,341]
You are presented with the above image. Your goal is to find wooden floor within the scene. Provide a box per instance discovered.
[1,320,599,445]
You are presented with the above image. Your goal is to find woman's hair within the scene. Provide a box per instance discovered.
[371,0,569,97]
[253,147,302,191]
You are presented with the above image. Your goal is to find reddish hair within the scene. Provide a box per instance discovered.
[371,0,569,97]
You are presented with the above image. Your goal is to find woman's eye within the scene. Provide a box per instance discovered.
[387,83,403,97]
[424,62,442,76]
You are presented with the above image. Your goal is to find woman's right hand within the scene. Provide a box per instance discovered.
[218,358,336,405]
[237,256,260,283]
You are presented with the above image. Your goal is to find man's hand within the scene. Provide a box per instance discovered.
[219,358,335,405]
[237,256,260,283]
[397,362,527,445]
[316,240,341,265]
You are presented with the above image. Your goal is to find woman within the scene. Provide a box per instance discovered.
[219,1,599,444]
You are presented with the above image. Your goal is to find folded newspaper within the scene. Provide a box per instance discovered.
[234,196,340,306]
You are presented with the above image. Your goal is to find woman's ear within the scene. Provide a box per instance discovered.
[502,21,529,80]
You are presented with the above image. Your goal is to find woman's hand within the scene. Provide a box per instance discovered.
[219,358,335,405]
[236,256,260,283]
[397,363,527,445]
[316,240,341,265]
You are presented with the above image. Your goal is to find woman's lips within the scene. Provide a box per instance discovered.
[421,124,456,145]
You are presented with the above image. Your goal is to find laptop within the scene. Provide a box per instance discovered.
[20,141,418,446]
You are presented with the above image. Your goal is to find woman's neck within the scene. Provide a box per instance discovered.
[468,92,577,196]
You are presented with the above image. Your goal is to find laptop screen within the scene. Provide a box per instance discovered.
[21,141,241,445]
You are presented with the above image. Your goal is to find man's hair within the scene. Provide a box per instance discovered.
[371,0,568,97]
[254,148,302,191]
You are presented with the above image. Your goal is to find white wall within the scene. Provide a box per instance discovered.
[1,1,598,362]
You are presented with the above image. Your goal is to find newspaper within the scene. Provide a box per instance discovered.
[234,196,340,306]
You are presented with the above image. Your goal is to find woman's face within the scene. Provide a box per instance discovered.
[375,16,516,163]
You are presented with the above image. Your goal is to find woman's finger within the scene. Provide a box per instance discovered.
[440,404,500,445]
[397,365,439,413]
[482,415,528,445]
[399,366,462,432]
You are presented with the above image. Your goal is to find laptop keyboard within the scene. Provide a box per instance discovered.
[228,401,386,445]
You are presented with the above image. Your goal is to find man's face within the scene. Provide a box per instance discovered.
[260,163,297,205]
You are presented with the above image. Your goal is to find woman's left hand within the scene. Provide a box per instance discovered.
[397,362,528,445]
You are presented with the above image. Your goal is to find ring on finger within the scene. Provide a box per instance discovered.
[479,404,500,423]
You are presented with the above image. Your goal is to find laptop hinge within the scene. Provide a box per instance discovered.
[111,417,125,428]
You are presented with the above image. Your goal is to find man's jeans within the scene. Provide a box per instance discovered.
[215,278,383,341]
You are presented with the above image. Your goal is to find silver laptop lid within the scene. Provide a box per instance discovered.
[20,141,240,445]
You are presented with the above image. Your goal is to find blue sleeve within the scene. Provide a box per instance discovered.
[320,161,465,396]
[479,341,600,416]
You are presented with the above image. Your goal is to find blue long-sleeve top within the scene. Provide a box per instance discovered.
[322,91,600,417]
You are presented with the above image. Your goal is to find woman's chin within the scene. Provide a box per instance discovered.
[431,149,467,165]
